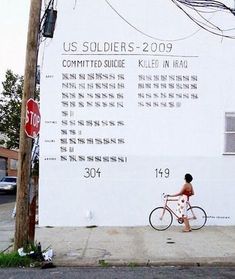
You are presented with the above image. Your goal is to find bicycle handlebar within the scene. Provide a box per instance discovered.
[162,193,178,202]
[162,193,169,198]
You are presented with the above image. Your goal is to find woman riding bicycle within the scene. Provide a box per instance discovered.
[167,173,194,232]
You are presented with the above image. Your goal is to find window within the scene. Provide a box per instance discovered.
[0,157,7,178]
[10,159,18,170]
[224,112,235,154]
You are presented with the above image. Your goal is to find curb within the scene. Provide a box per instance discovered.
[53,258,235,268]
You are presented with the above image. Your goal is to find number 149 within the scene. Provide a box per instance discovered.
[155,168,170,178]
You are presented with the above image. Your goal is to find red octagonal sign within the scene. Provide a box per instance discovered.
[25,98,41,138]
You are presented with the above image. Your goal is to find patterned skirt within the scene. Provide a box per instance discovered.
[176,194,188,218]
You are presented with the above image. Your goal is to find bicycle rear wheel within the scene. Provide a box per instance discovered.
[187,206,207,230]
[149,207,173,231]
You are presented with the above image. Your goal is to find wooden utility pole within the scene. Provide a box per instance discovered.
[14,0,42,250]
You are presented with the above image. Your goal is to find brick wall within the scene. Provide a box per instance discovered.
[0,147,19,177]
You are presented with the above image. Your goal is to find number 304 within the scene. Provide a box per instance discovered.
[155,168,170,178]
[84,168,101,178]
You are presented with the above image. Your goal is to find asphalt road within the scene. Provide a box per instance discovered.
[0,193,16,205]
[0,267,235,279]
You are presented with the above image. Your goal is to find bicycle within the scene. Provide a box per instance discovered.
[149,194,207,231]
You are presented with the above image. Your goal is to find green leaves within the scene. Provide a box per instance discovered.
[0,69,39,149]
[0,70,24,149]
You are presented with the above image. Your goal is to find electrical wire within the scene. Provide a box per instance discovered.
[73,0,78,10]
[179,2,235,32]
[105,0,235,40]
[175,0,235,14]
[40,0,54,25]
[171,0,235,39]
[54,0,58,9]
[38,0,235,41]
[105,0,201,42]
[39,0,55,35]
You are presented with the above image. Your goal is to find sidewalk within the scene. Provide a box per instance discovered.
[1,202,235,267]
[35,226,235,267]
[0,201,15,253]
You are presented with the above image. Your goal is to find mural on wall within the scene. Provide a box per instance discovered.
[39,0,235,226]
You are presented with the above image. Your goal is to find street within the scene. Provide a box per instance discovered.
[0,193,15,226]
[0,193,15,253]
[0,266,235,279]
[0,193,16,205]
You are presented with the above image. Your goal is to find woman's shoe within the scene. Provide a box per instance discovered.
[182,229,192,232]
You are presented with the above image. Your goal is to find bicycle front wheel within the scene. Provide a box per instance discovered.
[149,207,173,231]
[187,206,207,230]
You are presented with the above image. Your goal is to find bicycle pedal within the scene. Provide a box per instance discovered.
[178,218,184,224]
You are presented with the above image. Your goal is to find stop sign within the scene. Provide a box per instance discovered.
[25,98,41,138]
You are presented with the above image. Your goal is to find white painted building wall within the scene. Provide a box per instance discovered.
[39,0,235,226]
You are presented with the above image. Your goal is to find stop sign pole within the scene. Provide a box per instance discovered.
[24,98,40,243]
[14,0,42,251]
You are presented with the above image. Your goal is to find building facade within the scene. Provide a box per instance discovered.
[39,0,235,226]
[0,147,18,178]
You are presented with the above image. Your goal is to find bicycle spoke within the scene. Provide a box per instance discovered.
[149,207,173,231]
[187,206,207,230]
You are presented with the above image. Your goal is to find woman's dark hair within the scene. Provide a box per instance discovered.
[185,173,193,183]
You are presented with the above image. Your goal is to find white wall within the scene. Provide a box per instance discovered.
[39,0,235,226]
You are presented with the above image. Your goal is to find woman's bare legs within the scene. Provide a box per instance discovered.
[183,217,191,232]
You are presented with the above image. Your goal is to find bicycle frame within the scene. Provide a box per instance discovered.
[161,197,196,222]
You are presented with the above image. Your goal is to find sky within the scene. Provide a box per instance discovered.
[0,0,30,87]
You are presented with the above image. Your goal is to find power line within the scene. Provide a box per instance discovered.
[172,0,235,39]
[105,0,235,40]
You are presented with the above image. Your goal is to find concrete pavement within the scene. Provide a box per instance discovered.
[0,200,15,253]
[35,226,235,267]
[1,201,235,267]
